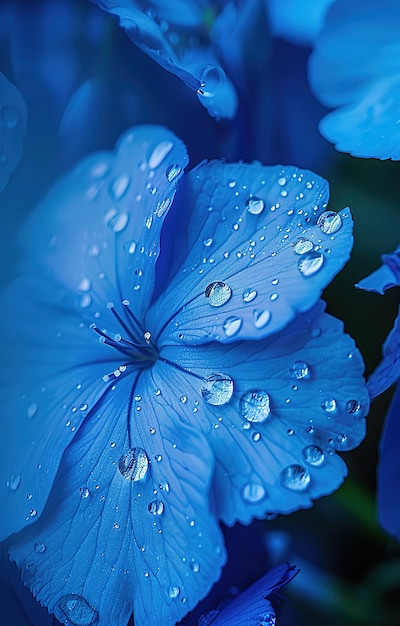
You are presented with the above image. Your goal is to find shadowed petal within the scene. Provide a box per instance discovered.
[378,385,400,541]
[150,161,353,345]
[0,72,27,193]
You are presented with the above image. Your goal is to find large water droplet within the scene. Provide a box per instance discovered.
[1,104,21,129]
[317,211,342,234]
[280,464,310,491]
[54,594,98,626]
[303,445,325,466]
[240,390,270,423]
[6,474,21,490]
[292,237,314,255]
[242,288,257,302]
[148,141,173,169]
[290,361,309,379]
[242,482,266,503]
[110,175,130,200]
[148,500,164,515]
[246,196,265,215]
[201,373,233,406]
[166,163,181,182]
[118,448,149,481]
[204,281,232,306]
[298,252,324,277]
[253,309,271,329]
[168,586,180,599]
[223,316,242,337]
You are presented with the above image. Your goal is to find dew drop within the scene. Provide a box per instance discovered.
[253,309,271,329]
[148,500,164,515]
[260,612,276,626]
[242,482,266,503]
[223,316,242,337]
[1,104,21,129]
[108,212,129,233]
[277,176,287,186]
[118,448,149,481]
[166,163,181,182]
[303,445,325,466]
[168,586,180,599]
[240,390,270,423]
[321,398,336,413]
[292,237,314,255]
[54,594,98,626]
[6,474,21,490]
[203,236,213,247]
[27,403,38,418]
[79,487,90,498]
[243,288,257,302]
[190,561,200,573]
[201,373,233,406]
[317,211,342,234]
[29,509,37,517]
[110,175,130,200]
[148,141,173,168]
[346,399,361,414]
[155,198,171,217]
[290,361,309,379]
[78,277,91,292]
[281,465,310,491]
[204,281,232,306]
[34,542,46,553]
[298,252,324,277]
[246,196,265,215]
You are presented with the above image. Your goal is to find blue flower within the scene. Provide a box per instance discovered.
[0,72,27,193]
[0,125,368,624]
[358,246,400,541]
[309,0,400,160]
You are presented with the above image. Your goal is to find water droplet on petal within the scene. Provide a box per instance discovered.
[303,445,325,466]
[346,399,361,414]
[281,465,310,491]
[27,403,38,418]
[54,594,98,626]
[148,500,164,515]
[79,487,90,498]
[242,288,257,302]
[292,237,314,255]
[242,482,266,503]
[118,448,149,481]
[6,474,21,490]
[110,175,130,200]
[168,586,180,599]
[321,398,336,413]
[240,390,270,423]
[290,361,309,379]
[260,612,276,626]
[148,141,173,168]
[223,316,242,337]
[166,164,181,182]
[155,198,171,217]
[204,281,232,306]
[203,236,213,247]
[298,252,324,277]
[277,176,287,186]
[201,373,233,406]
[246,196,265,215]
[253,309,271,329]
[190,561,200,573]
[108,212,129,233]
[317,211,342,234]
[1,104,21,129]
[34,542,46,553]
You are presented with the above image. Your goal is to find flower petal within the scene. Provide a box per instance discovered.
[198,562,298,626]
[149,161,353,345]
[19,125,188,322]
[0,72,27,193]
[378,385,400,541]
[8,370,224,626]
[156,301,368,524]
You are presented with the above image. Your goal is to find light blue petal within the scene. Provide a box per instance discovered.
[266,0,335,46]
[199,562,298,626]
[378,385,400,541]
[309,0,400,159]
[8,372,224,626]
[155,302,368,524]
[149,161,353,345]
[0,72,27,193]
[19,125,188,322]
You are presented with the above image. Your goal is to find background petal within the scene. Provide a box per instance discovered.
[149,161,353,345]
[377,385,400,541]
[0,72,27,193]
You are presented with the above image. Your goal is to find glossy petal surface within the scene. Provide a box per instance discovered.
[309,0,400,159]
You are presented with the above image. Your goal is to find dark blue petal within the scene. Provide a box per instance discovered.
[309,0,400,159]
[149,161,353,345]
[0,72,27,193]
[266,0,334,46]
[8,371,224,626]
[154,302,368,523]
[378,385,400,541]
[198,562,298,626]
